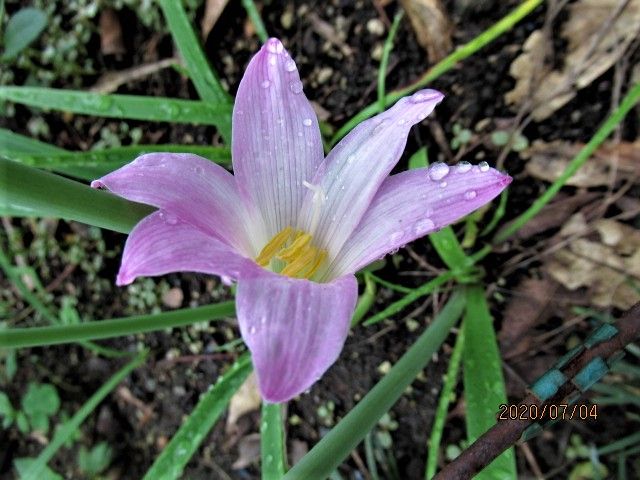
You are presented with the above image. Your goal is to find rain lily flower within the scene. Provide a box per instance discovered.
[92,38,511,403]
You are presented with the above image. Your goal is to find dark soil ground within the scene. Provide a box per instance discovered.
[2,0,640,479]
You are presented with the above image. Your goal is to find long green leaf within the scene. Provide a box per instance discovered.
[283,291,466,479]
[1,159,154,232]
[0,87,232,127]
[20,350,147,479]
[462,286,516,479]
[143,353,252,480]
[261,402,287,479]
[0,302,235,349]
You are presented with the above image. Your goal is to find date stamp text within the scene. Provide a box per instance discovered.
[497,403,598,421]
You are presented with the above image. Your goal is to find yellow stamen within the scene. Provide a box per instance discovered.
[255,226,293,266]
[254,226,327,280]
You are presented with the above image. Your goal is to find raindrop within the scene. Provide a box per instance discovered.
[269,56,277,66]
[302,118,313,127]
[266,455,274,464]
[250,325,257,334]
[346,154,355,164]
[414,218,435,234]
[428,162,450,181]
[390,231,404,243]
[397,118,407,126]
[439,181,447,188]
[285,60,296,72]
[290,80,303,94]
[373,118,388,134]
[164,213,178,225]
[194,166,204,175]
[464,190,477,200]
[409,91,436,103]
[479,161,490,172]
[266,39,284,54]
[456,161,472,173]
[261,80,271,89]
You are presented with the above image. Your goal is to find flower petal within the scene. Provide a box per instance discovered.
[300,89,444,258]
[236,264,358,402]
[91,153,254,256]
[327,163,512,278]
[233,38,324,241]
[117,211,251,286]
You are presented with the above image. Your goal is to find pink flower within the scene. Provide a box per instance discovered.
[92,38,511,402]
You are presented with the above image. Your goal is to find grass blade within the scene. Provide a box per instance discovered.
[0,302,235,349]
[462,286,516,479]
[283,290,466,480]
[351,272,377,326]
[0,86,232,127]
[261,402,287,479]
[378,11,404,112]
[142,353,253,480]
[1,159,154,232]
[20,350,148,479]
[158,0,230,105]
[241,0,269,42]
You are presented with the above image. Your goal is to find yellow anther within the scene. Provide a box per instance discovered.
[255,226,293,266]
[254,226,328,280]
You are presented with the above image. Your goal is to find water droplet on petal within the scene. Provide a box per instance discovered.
[373,118,389,134]
[290,80,303,94]
[269,56,277,66]
[249,325,257,334]
[390,231,404,243]
[439,181,447,188]
[464,190,477,200]
[285,60,296,72]
[397,118,407,126]
[261,80,271,88]
[302,118,313,127]
[346,154,355,164]
[456,161,472,173]
[428,162,450,181]
[410,91,438,103]
[266,39,284,54]
[479,161,490,172]
[194,166,204,175]
[164,213,178,225]
[414,218,435,234]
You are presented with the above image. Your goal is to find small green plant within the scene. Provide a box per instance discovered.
[490,129,529,152]
[450,123,472,150]
[0,382,60,433]
[77,441,114,478]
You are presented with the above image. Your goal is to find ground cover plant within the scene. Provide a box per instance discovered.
[1,0,640,479]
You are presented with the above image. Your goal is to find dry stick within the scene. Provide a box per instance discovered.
[434,302,640,480]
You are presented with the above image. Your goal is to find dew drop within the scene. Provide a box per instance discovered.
[290,80,303,94]
[266,39,284,54]
[249,325,257,334]
[302,118,313,127]
[397,118,407,126]
[285,59,296,72]
[428,162,450,181]
[479,161,490,172]
[439,181,447,188]
[269,56,277,66]
[410,91,437,103]
[414,218,435,234]
[390,231,404,243]
[194,166,204,175]
[164,213,178,225]
[373,118,388,134]
[456,161,472,173]
[464,190,477,200]
[346,154,355,164]
[261,80,271,89]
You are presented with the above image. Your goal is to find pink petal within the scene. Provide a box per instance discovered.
[327,163,512,278]
[233,38,324,241]
[117,211,252,286]
[236,263,358,402]
[300,90,444,258]
[91,153,253,256]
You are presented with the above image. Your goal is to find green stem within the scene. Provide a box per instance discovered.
[330,0,544,146]
[241,0,269,43]
[351,272,377,326]
[378,11,404,113]
[493,81,640,244]
[261,402,287,479]
[283,291,466,480]
[0,302,235,349]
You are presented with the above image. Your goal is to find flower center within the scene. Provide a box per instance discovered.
[255,226,327,279]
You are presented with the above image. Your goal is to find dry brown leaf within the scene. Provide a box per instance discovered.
[524,140,640,187]
[400,0,453,62]
[506,0,640,120]
[546,216,640,309]
[225,372,261,434]
[201,0,230,39]
[99,9,125,56]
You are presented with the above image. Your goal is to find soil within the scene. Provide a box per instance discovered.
[2,0,639,479]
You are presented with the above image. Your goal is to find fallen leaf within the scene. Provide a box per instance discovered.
[99,9,125,56]
[201,0,230,39]
[399,0,453,62]
[506,0,640,120]
[226,372,261,434]
[523,140,640,187]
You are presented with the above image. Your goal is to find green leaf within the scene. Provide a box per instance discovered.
[490,130,510,147]
[462,286,516,479]
[283,291,466,479]
[22,383,60,418]
[0,87,232,128]
[16,411,29,433]
[407,147,428,170]
[2,8,47,60]
[0,391,14,428]
[261,402,287,479]
[28,412,49,433]
[14,458,62,480]
[158,0,230,108]
[0,301,235,349]
[143,354,252,480]
[1,159,154,232]
[77,442,113,476]
[22,351,147,479]
[429,228,472,272]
